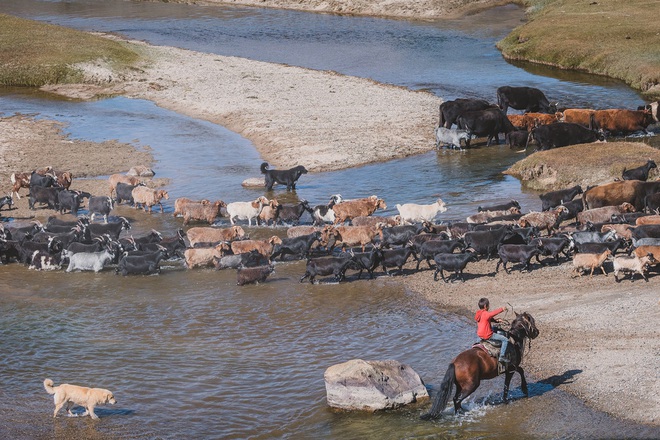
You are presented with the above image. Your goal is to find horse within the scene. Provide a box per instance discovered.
[421,311,539,419]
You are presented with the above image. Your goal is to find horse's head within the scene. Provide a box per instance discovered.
[513,311,539,340]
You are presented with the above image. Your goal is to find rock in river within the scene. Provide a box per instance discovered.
[324,359,428,411]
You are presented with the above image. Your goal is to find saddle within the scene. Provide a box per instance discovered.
[472,329,511,360]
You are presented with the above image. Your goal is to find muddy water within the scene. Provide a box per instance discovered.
[1,1,659,438]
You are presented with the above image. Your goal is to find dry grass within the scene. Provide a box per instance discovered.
[497,0,660,99]
[0,14,140,87]
[504,141,660,190]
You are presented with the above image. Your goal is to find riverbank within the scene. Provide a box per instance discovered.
[166,0,660,99]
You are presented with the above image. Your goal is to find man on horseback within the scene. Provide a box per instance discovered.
[475,297,509,365]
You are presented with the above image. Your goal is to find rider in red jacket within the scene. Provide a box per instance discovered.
[475,297,509,363]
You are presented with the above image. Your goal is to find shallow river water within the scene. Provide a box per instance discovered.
[1,1,659,439]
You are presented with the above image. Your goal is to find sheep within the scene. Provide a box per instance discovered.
[132,187,169,213]
[108,173,142,197]
[184,242,232,269]
[466,207,521,224]
[173,197,210,217]
[332,195,387,224]
[612,253,656,282]
[518,206,568,235]
[186,226,246,247]
[237,265,275,285]
[572,249,612,278]
[577,202,636,225]
[351,215,401,228]
[226,196,271,226]
[230,236,282,257]
[635,215,660,226]
[258,198,281,226]
[396,199,447,224]
[180,200,226,225]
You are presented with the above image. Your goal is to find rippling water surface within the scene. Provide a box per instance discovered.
[1,1,659,439]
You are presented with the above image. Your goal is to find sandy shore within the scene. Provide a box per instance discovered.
[1,10,658,427]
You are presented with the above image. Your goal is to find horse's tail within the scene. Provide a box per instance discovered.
[420,363,455,420]
[260,162,270,174]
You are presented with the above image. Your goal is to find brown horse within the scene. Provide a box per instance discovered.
[421,311,539,419]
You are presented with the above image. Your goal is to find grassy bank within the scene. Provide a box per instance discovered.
[498,0,660,99]
[0,14,141,87]
[504,141,660,190]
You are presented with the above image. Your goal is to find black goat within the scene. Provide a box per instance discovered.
[622,159,656,181]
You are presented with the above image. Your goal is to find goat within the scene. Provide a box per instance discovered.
[613,253,656,282]
[230,236,282,257]
[184,243,232,269]
[332,195,387,225]
[467,207,520,224]
[226,196,271,226]
[577,203,636,225]
[622,159,657,181]
[395,199,446,224]
[132,187,169,213]
[186,226,246,247]
[65,249,115,273]
[433,251,479,282]
[572,249,612,278]
[108,173,141,196]
[312,194,343,225]
[237,265,275,285]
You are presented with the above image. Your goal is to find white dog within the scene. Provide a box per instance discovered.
[44,378,116,419]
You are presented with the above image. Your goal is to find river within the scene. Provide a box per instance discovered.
[0,1,658,439]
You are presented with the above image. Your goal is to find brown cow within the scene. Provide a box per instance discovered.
[507,112,559,131]
[583,180,660,211]
[562,108,655,134]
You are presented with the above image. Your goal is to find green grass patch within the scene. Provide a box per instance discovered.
[0,14,141,87]
[498,0,660,99]
[504,141,660,190]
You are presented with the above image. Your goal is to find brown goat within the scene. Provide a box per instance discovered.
[332,195,387,224]
[230,236,282,257]
[184,243,232,269]
[572,249,612,278]
[577,202,636,225]
[181,200,225,225]
[186,226,246,247]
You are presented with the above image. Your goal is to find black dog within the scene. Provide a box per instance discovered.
[260,162,308,191]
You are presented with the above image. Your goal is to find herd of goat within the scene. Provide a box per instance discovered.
[1,158,660,285]
[2,86,659,284]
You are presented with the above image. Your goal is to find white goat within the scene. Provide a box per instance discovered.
[65,249,115,273]
[613,253,656,282]
[396,199,447,223]
[226,196,270,226]
[434,127,470,149]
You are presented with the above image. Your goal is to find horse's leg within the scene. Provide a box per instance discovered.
[452,383,463,413]
[518,366,528,396]
[454,379,479,413]
[503,371,514,402]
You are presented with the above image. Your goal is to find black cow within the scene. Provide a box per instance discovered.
[115,182,141,205]
[477,200,521,212]
[539,185,583,211]
[261,162,308,191]
[277,200,313,225]
[644,193,660,214]
[622,160,657,181]
[299,255,355,284]
[116,249,167,276]
[505,129,531,149]
[29,186,61,210]
[496,86,557,114]
[414,239,466,270]
[88,216,131,240]
[0,195,14,212]
[495,243,543,273]
[538,236,574,264]
[433,251,479,282]
[438,98,495,129]
[271,231,322,261]
[531,119,605,151]
[88,196,115,223]
[456,108,516,147]
[57,190,81,216]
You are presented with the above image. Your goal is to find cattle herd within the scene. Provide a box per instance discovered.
[1,86,659,285]
[435,86,659,150]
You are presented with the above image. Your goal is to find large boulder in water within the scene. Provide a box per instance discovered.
[324,359,428,411]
